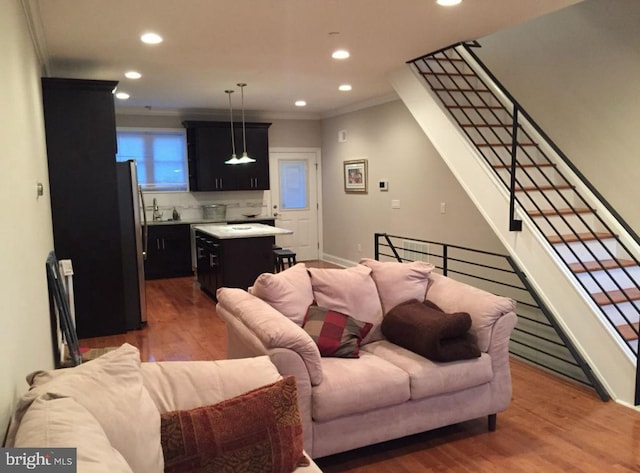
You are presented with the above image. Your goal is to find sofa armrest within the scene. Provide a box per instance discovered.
[140,357,281,414]
[217,287,323,385]
[426,272,516,352]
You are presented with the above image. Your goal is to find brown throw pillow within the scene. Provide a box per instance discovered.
[382,299,480,362]
[160,376,308,473]
[302,305,373,358]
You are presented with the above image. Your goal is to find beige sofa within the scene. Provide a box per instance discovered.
[4,344,322,473]
[216,259,517,459]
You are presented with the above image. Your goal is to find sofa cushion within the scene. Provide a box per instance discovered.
[141,357,282,414]
[359,258,434,314]
[216,287,324,385]
[312,352,410,422]
[426,272,516,352]
[307,265,383,344]
[382,299,480,362]
[302,305,372,358]
[14,395,133,473]
[160,376,306,473]
[24,344,163,473]
[362,340,493,400]
[249,263,314,326]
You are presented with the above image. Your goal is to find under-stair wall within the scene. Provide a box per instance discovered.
[390,44,640,407]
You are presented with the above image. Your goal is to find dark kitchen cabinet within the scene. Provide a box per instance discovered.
[42,78,127,338]
[195,230,274,298]
[144,224,192,279]
[183,121,271,191]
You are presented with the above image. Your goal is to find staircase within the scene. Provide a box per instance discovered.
[390,42,640,406]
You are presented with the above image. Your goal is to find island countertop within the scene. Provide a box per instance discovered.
[193,223,293,240]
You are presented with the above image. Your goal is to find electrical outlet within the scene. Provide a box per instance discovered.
[391,199,400,209]
[357,243,362,252]
[440,202,446,214]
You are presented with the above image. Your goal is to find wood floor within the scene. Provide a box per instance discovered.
[79,269,640,473]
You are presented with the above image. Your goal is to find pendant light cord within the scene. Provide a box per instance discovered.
[238,83,248,155]
[226,89,236,156]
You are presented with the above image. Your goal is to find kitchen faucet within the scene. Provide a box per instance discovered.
[152,198,162,221]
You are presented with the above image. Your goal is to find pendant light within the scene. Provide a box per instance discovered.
[224,89,240,165]
[236,83,256,164]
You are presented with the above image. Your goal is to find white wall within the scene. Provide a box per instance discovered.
[0,0,55,438]
[321,100,504,264]
[476,0,640,234]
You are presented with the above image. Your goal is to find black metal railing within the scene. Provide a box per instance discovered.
[375,232,609,401]
[408,42,640,403]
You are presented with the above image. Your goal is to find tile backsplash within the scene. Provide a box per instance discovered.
[142,190,272,222]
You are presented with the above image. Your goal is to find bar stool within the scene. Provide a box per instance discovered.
[273,248,297,273]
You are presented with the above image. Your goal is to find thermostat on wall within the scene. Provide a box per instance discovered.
[379,180,389,191]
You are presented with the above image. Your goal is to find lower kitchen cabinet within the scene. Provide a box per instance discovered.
[195,231,274,297]
[145,224,193,279]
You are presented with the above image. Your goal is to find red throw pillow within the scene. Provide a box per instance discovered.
[160,376,308,473]
[302,305,373,357]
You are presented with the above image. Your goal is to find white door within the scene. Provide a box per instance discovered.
[269,149,320,261]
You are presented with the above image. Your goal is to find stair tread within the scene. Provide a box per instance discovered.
[516,184,574,192]
[447,105,504,110]
[493,162,555,169]
[593,287,640,305]
[617,323,640,341]
[432,87,490,93]
[548,232,615,244]
[462,123,520,128]
[569,259,637,273]
[529,207,593,217]
[478,142,537,147]
[423,71,475,77]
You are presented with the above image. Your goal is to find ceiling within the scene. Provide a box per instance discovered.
[30,0,579,117]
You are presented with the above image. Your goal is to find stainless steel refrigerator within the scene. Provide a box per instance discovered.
[116,160,147,329]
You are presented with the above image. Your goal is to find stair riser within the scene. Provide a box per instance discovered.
[450,107,511,126]
[577,266,640,294]
[494,166,560,188]
[554,238,619,264]
[423,74,484,91]
[601,300,640,326]
[418,58,473,76]
[518,188,578,212]
[532,213,600,237]
[436,91,496,109]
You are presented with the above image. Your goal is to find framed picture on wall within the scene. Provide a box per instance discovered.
[344,159,368,193]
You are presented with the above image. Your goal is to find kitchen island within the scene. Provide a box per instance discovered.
[193,223,293,297]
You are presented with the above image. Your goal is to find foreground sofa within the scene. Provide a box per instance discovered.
[216,259,517,459]
[4,344,322,473]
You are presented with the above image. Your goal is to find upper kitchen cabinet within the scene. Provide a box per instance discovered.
[183,121,271,191]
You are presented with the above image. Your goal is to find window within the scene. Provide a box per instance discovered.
[116,128,188,191]
[279,160,308,210]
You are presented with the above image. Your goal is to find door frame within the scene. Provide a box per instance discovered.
[269,147,323,261]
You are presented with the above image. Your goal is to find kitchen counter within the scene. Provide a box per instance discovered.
[149,217,273,226]
[193,223,292,240]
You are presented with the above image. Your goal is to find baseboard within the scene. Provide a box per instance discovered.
[321,253,358,268]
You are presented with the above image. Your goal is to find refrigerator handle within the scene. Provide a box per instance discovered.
[138,185,148,260]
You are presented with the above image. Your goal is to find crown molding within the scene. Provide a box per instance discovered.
[115,106,322,121]
[319,92,400,119]
[20,0,50,75]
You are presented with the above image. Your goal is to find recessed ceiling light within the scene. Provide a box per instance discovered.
[140,32,163,44]
[332,49,350,60]
[338,84,352,92]
[115,92,130,100]
[436,0,462,6]
[125,71,142,79]
[295,100,307,107]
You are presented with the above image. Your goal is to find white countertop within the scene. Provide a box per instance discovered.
[193,223,293,240]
